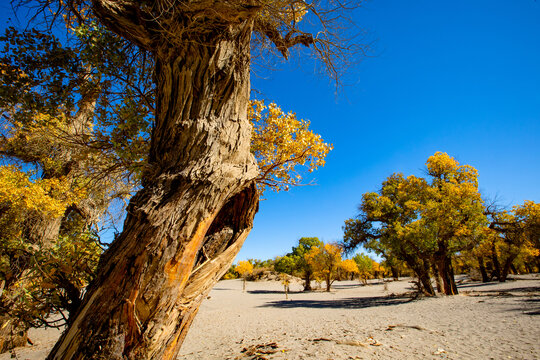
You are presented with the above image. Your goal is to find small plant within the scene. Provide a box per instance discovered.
[236,261,254,292]
[279,273,291,299]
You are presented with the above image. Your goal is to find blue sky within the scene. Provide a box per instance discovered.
[1,1,538,262]
[237,0,540,261]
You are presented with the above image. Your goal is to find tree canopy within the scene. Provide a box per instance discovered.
[343,152,489,295]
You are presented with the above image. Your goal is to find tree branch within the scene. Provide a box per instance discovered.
[254,18,313,59]
[91,0,156,51]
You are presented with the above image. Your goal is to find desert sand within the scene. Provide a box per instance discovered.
[3,275,539,360]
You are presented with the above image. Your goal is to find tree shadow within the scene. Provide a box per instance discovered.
[247,290,304,295]
[460,282,540,316]
[457,281,502,289]
[332,283,368,289]
[521,298,540,315]
[211,287,236,291]
[258,294,414,309]
[506,298,540,316]
[465,286,540,294]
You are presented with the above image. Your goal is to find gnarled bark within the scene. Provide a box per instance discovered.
[436,254,458,295]
[48,12,259,359]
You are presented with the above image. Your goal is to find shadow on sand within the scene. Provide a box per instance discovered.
[247,290,304,295]
[519,298,540,315]
[460,281,540,316]
[505,296,540,316]
[457,281,503,289]
[461,285,540,294]
[258,294,414,310]
[331,283,365,289]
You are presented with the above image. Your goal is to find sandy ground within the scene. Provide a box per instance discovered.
[3,274,539,360]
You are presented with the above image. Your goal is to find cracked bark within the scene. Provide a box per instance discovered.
[48,11,259,359]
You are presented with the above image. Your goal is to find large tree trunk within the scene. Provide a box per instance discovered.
[435,239,458,296]
[390,265,399,281]
[303,270,313,291]
[491,243,501,280]
[412,268,434,296]
[48,19,258,360]
[477,256,490,282]
[436,255,458,295]
[420,260,436,296]
[500,256,516,282]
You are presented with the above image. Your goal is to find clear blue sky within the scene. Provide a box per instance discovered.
[236,0,540,261]
[1,1,538,262]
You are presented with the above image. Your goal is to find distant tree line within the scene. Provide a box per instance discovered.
[223,237,397,292]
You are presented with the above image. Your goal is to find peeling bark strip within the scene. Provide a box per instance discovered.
[48,4,259,359]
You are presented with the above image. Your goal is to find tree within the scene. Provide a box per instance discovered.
[1,10,335,354]
[343,152,488,296]
[456,201,540,282]
[305,243,342,292]
[274,237,325,291]
[0,22,151,352]
[338,258,359,280]
[235,261,254,292]
[489,201,540,281]
[456,226,498,282]
[291,237,323,291]
[37,1,361,358]
[274,254,298,275]
[343,173,437,296]
[0,165,90,352]
[371,260,386,280]
[279,273,292,299]
[423,152,487,294]
[353,253,374,284]
[381,255,405,280]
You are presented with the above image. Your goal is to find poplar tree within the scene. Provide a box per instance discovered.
[6,1,363,358]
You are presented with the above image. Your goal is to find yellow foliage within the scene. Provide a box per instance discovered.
[279,273,292,286]
[426,152,459,178]
[514,200,539,223]
[249,100,332,193]
[305,243,343,290]
[426,152,478,187]
[258,1,308,26]
[306,243,342,270]
[235,261,254,277]
[339,259,359,274]
[522,241,539,257]
[372,261,385,274]
[0,165,85,217]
